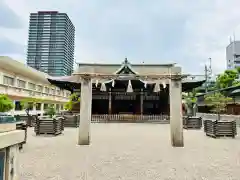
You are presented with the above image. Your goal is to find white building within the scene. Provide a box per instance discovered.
[226,40,240,69]
[0,56,71,115]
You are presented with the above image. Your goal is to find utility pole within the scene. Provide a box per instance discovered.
[204,58,212,93]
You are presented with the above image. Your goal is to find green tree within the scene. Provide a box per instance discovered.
[215,69,240,88]
[64,93,80,111]
[20,97,44,115]
[182,90,197,116]
[204,92,232,120]
[0,94,14,112]
[46,104,56,118]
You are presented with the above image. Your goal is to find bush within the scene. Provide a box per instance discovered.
[46,104,56,118]
[64,93,80,111]
[0,94,14,112]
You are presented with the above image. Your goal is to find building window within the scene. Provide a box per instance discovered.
[3,76,14,86]
[28,82,36,90]
[15,101,22,111]
[28,102,34,110]
[56,104,59,111]
[17,79,26,88]
[36,103,41,110]
[44,104,48,110]
[51,88,55,95]
[37,85,43,92]
[45,87,49,93]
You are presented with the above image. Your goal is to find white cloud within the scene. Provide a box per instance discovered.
[2,0,240,75]
[181,0,240,74]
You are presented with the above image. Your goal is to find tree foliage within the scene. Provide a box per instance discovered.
[0,94,14,112]
[20,97,45,115]
[20,97,44,110]
[182,90,197,116]
[204,92,232,116]
[64,93,80,111]
[46,104,56,118]
[215,69,240,89]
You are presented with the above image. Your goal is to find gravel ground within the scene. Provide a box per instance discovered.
[19,124,240,180]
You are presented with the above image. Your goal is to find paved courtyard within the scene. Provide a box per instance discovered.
[19,123,240,180]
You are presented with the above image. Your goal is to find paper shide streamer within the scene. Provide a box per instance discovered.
[127,80,133,92]
[100,82,106,91]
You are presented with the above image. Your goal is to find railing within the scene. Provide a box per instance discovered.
[91,114,170,124]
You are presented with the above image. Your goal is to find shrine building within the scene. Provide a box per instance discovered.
[48,58,205,116]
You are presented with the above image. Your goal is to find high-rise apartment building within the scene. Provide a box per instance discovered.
[27,11,75,76]
[226,41,240,69]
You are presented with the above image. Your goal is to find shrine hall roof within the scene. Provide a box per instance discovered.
[76,58,177,75]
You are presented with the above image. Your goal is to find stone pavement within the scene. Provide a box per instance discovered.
[19,124,240,180]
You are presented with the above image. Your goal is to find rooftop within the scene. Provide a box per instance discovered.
[0,56,50,84]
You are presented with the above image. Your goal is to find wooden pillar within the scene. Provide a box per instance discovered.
[78,77,92,145]
[108,89,112,114]
[140,89,143,115]
[169,79,184,147]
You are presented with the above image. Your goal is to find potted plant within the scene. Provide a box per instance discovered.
[0,94,14,113]
[204,92,236,138]
[182,91,197,116]
[35,104,62,136]
[63,93,80,127]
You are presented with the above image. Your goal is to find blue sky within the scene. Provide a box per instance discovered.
[1,0,240,75]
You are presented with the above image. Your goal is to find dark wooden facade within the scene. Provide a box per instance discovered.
[72,80,169,115]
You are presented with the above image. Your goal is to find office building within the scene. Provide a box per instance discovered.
[226,40,240,69]
[27,11,75,76]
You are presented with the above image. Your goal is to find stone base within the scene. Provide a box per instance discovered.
[171,134,184,147]
[77,135,90,145]
[172,141,184,147]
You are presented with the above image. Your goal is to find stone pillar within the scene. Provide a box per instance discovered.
[33,103,36,111]
[140,89,143,115]
[108,90,112,114]
[5,145,20,180]
[78,77,92,145]
[40,103,44,116]
[40,103,44,111]
[169,79,184,147]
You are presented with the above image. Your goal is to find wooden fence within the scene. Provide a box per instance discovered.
[91,114,170,123]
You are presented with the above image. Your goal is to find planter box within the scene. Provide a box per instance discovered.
[183,116,202,129]
[55,116,64,131]
[63,115,79,127]
[204,119,237,138]
[34,116,62,136]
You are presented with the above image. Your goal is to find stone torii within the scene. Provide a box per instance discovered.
[76,66,186,147]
